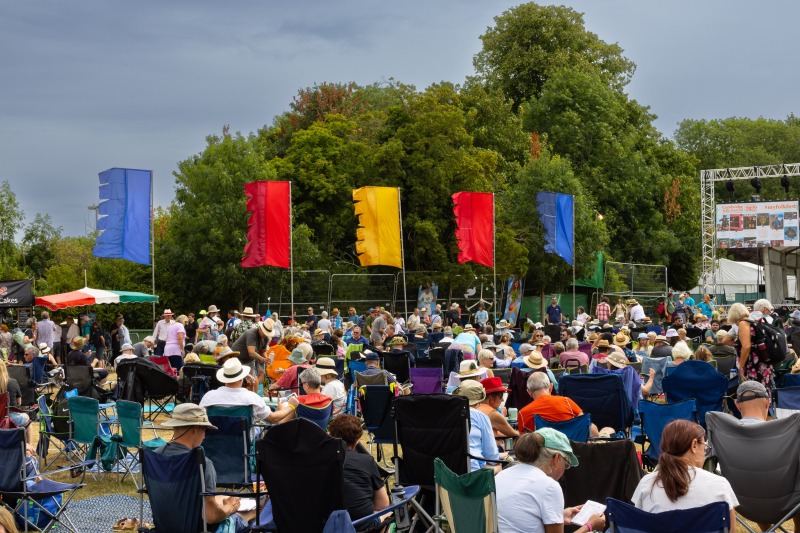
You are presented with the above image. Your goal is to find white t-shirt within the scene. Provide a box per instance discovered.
[496,463,564,533]
[322,379,346,414]
[199,386,271,422]
[630,304,646,322]
[317,318,332,333]
[632,466,739,514]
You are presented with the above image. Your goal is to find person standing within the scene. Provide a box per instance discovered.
[545,297,563,326]
[36,311,57,356]
[185,312,199,345]
[595,296,611,324]
[164,315,187,359]
[152,310,174,356]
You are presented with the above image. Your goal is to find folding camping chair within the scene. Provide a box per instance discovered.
[409,367,443,394]
[559,439,643,510]
[295,402,334,431]
[383,351,412,384]
[204,405,255,489]
[7,365,37,408]
[37,395,82,473]
[428,347,446,366]
[63,365,96,398]
[641,355,672,396]
[68,396,114,480]
[782,373,800,388]
[605,498,731,533]
[434,457,497,533]
[533,413,591,442]
[180,363,223,403]
[559,373,633,437]
[775,385,800,418]
[30,356,49,386]
[116,358,179,420]
[414,338,431,359]
[312,342,335,357]
[713,355,736,378]
[662,360,727,428]
[505,367,533,411]
[149,355,178,377]
[706,411,800,532]
[112,400,166,489]
[492,368,512,388]
[344,361,368,415]
[359,385,395,466]
[637,399,697,469]
[0,427,87,533]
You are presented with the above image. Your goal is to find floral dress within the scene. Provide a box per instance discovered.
[737,321,774,391]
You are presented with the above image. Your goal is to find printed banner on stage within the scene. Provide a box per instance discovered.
[452,192,495,268]
[417,281,438,313]
[716,200,799,248]
[0,279,33,307]
[353,186,402,268]
[242,181,291,268]
[503,277,523,326]
[93,168,152,265]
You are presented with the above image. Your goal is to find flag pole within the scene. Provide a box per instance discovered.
[572,194,576,319]
[289,181,294,326]
[151,170,156,322]
[492,193,497,324]
[398,188,408,319]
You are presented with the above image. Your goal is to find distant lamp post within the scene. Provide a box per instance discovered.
[88,204,99,232]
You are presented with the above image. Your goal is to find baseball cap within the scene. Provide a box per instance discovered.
[737,381,769,402]
[536,427,579,467]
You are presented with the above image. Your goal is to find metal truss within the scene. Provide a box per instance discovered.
[700,163,800,295]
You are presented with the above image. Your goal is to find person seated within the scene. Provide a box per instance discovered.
[346,326,370,347]
[634,333,651,357]
[316,358,346,415]
[593,352,655,411]
[385,336,415,365]
[157,403,252,531]
[667,341,692,369]
[632,419,738,526]
[709,330,737,357]
[650,335,673,358]
[114,343,138,368]
[734,380,770,424]
[477,349,495,378]
[269,367,333,424]
[327,415,390,522]
[511,343,536,370]
[693,345,714,363]
[475,377,518,445]
[134,336,155,358]
[199,358,271,432]
[359,351,397,385]
[518,372,608,438]
[452,379,502,473]
[559,338,589,367]
[0,361,33,442]
[63,338,110,382]
[495,430,605,533]
[437,326,454,348]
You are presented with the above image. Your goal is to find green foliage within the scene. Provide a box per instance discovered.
[22,213,62,280]
[0,181,24,276]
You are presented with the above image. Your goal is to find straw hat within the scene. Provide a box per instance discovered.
[207,305,220,314]
[387,336,407,347]
[524,353,547,370]
[213,347,240,365]
[314,357,338,377]
[259,318,275,336]
[607,352,629,369]
[38,343,51,355]
[216,358,249,383]
[497,320,509,328]
[160,404,217,430]
[458,360,484,379]
[613,332,630,347]
[587,332,599,343]
[241,307,259,318]
[453,380,486,406]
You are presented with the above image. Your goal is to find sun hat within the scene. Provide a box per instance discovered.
[535,427,579,467]
[533,341,545,347]
[160,403,217,430]
[420,307,427,313]
[737,381,769,401]
[343,321,354,331]
[120,343,134,352]
[534,322,544,329]
[627,299,638,305]
[518,343,535,355]
[613,332,630,347]
[241,307,259,318]
[143,336,155,345]
[587,332,599,343]
[216,358,249,383]
[432,323,443,331]
[288,348,307,365]
[642,317,653,324]
[314,357,338,377]
[199,310,207,316]
[607,352,628,369]
[259,318,275,336]
[637,332,648,340]
[654,335,669,344]
[314,328,325,337]
[665,328,679,338]
[597,339,611,349]
[458,360,484,379]
[601,323,613,330]
[482,340,497,350]
[387,336,407,346]
[524,353,548,370]
[694,313,708,321]
[213,347,240,364]
[453,379,486,406]
[71,337,86,348]
[163,309,174,316]
[207,305,220,314]
[38,343,51,355]
[415,325,427,334]
[480,376,510,394]
[451,302,459,309]
[497,319,509,328]
[184,353,201,364]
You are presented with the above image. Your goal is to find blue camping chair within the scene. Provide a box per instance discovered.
[662,360,727,428]
[0,427,88,533]
[204,405,255,488]
[637,399,697,469]
[559,373,633,437]
[414,338,430,359]
[606,498,731,533]
[782,374,800,388]
[140,446,207,533]
[775,385,800,418]
[31,356,48,385]
[360,385,396,466]
[641,355,672,396]
[533,414,591,442]
[296,402,334,431]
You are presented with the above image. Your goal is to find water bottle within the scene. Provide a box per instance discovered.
[391,485,411,529]
[730,366,738,383]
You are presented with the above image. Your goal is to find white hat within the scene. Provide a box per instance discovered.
[497,319,509,328]
[216,358,249,384]
[38,343,51,355]
[162,309,174,316]
[120,343,134,352]
[314,357,338,377]
[207,305,220,314]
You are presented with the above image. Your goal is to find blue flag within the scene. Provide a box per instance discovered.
[93,168,152,265]
[536,192,574,267]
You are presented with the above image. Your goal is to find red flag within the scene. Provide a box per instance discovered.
[242,181,291,268]
[452,192,494,268]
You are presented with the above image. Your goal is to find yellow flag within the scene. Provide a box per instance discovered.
[353,186,402,268]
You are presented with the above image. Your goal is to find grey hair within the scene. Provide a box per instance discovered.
[565,338,579,351]
[542,336,551,343]
[753,299,773,314]
[40,311,49,320]
[727,303,749,325]
[321,311,329,318]
[26,346,40,357]
[526,371,551,393]
[672,341,693,360]
[553,342,565,355]
[300,367,321,388]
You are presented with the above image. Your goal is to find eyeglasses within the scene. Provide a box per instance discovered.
[559,452,571,469]
[534,334,543,338]
[697,439,710,450]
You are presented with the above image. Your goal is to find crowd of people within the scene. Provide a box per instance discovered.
[0,290,797,532]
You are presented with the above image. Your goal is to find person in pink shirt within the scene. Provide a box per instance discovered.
[558,338,589,367]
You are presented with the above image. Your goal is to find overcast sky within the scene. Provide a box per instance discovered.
[2,1,798,237]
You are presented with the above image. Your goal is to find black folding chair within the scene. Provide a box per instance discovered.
[181,363,223,404]
[116,359,178,420]
[7,365,37,408]
[383,351,411,384]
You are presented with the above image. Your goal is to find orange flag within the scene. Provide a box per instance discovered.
[353,187,402,268]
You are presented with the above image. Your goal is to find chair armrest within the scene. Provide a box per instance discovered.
[23,460,96,481]
[466,453,509,465]
[352,485,421,527]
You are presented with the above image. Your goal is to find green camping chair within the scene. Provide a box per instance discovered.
[434,457,498,533]
[115,400,167,488]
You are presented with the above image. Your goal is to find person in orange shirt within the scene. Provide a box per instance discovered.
[518,372,612,437]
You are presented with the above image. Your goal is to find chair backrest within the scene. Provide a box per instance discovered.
[31,355,47,384]
[434,457,497,533]
[559,373,632,433]
[312,343,335,356]
[383,352,411,383]
[638,399,697,464]
[428,347,446,364]
[606,498,730,533]
[296,401,334,431]
[392,394,470,488]
[409,367,443,394]
[505,367,534,410]
[199,353,217,365]
[355,370,388,387]
[641,355,672,395]
[541,344,554,361]
[150,356,177,377]
[776,386,800,418]
[256,419,346,532]
[707,411,800,526]
[559,439,643,508]
[662,360,727,428]
[7,365,35,407]
[64,365,94,396]
[115,400,145,449]
[782,373,800,388]
[533,413,591,442]
[713,355,736,377]
[0,392,14,429]
[348,361,367,383]
[0,427,25,492]
[142,446,205,533]
[205,405,253,486]
[360,385,396,443]
[493,368,512,387]
[67,395,100,445]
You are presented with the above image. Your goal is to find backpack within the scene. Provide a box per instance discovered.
[752,318,788,365]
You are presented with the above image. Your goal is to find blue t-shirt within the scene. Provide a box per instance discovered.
[475,310,488,325]
[546,305,562,324]
[468,408,499,471]
[452,333,480,353]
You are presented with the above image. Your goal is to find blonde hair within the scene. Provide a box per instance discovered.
[672,341,693,360]
[0,505,18,533]
[478,349,494,362]
[176,314,189,326]
[0,363,8,394]
[727,303,749,325]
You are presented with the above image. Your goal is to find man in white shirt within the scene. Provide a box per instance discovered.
[407,308,421,331]
[628,299,646,324]
[152,309,174,355]
[115,343,138,368]
[200,358,272,436]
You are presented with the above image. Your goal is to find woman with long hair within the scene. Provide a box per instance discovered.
[729,302,774,390]
[632,420,737,524]
[0,363,31,441]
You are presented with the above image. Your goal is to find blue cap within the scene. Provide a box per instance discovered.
[364,351,380,362]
